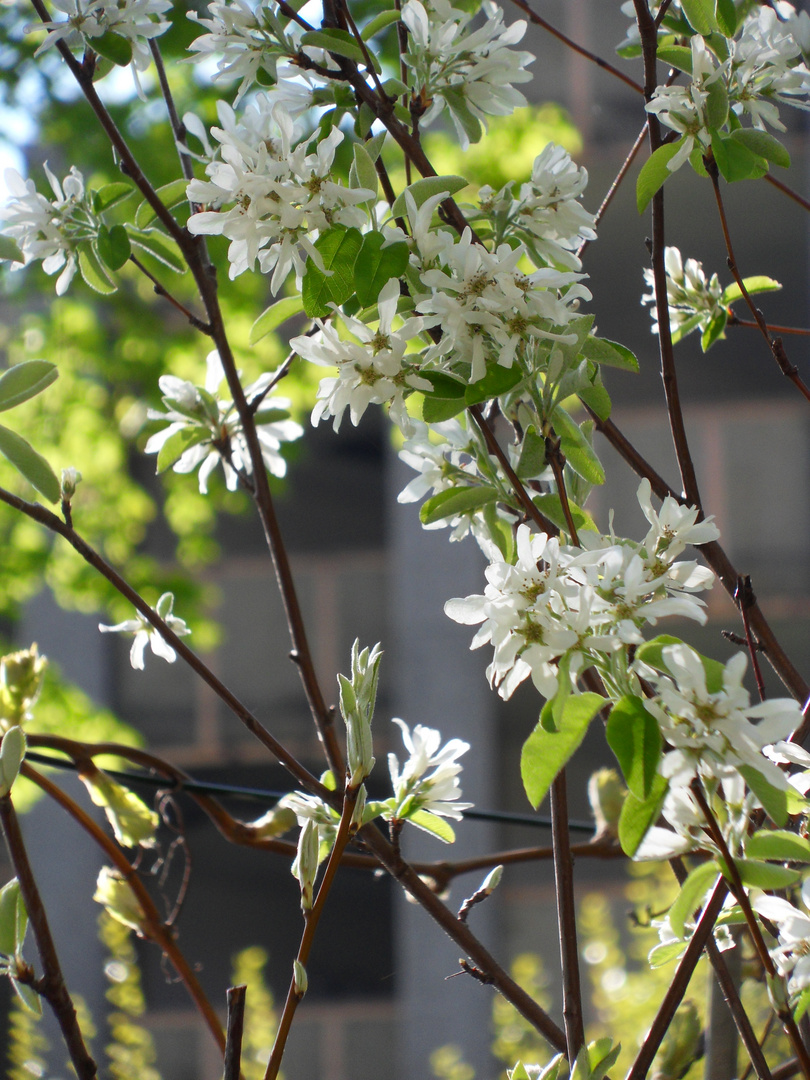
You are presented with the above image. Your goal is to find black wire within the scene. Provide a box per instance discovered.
[24,750,597,834]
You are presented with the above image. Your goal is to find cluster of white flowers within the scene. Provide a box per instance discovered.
[99,591,190,670]
[186,96,374,288]
[385,718,472,823]
[641,246,724,339]
[645,6,810,174]
[479,144,597,271]
[754,882,810,998]
[1,164,91,295]
[401,0,534,148]
[186,0,313,106]
[445,480,719,701]
[642,644,800,790]
[145,350,303,493]
[290,279,433,434]
[31,0,171,93]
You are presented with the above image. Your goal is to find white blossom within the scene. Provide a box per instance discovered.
[145,350,303,493]
[386,718,472,822]
[642,246,726,340]
[729,5,810,130]
[99,592,190,670]
[645,35,721,172]
[753,881,810,997]
[290,279,432,434]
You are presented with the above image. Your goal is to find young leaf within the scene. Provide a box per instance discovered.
[0,236,24,263]
[705,78,729,130]
[668,860,718,938]
[579,336,639,372]
[515,428,547,480]
[681,0,718,33]
[606,695,662,801]
[464,363,522,407]
[78,246,116,295]
[700,310,727,352]
[250,295,305,344]
[656,45,692,73]
[636,635,726,693]
[711,132,768,183]
[715,0,738,35]
[11,977,42,1015]
[0,725,26,797]
[302,226,363,317]
[552,407,605,485]
[155,427,210,474]
[729,129,790,169]
[354,233,409,307]
[0,424,61,503]
[521,693,605,809]
[96,224,131,272]
[745,830,810,863]
[618,773,668,857]
[532,494,596,535]
[577,380,612,421]
[0,361,58,413]
[721,276,781,306]
[391,175,469,219]
[726,857,801,889]
[738,765,788,827]
[301,29,381,71]
[92,181,133,213]
[92,31,133,66]
[419,485,498,526]
[407,809,455,843]
[361,9,401,38]
[637,139,687,213]
[135,179,190,229]
[0,878,26,957]
[351,142,379,199]
[648,940,687,968]
[128,230,186,273]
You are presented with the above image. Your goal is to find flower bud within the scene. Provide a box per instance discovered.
[291,819,320,911]
[93,867,146,933]
[60,467,82,500]
[0,726,26,798]
[250,804,298,839]
[653,1000,703,1080]
[587,768,625,839]
[79,765,158,848]
[293,959,308,997]
[0,646,46,729]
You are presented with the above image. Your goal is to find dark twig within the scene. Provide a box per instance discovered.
[546,436,579,545]
[577,121,648,260]
[765,173,810,214]
[727,313,810,337]
[706,155,810,405]
[0,793,98,1080]
[506,0,644,95]
[550,772,585,1059]
[223,985,247,1080]
[149,40,196,187]
[735,576,767,702]
[127,255,210,332]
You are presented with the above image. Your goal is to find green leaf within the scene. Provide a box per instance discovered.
[580,336,639,372]
[361,9,401,38]
[11,977,41,1015]
[657,45,693,73]
[726,857,801,889]
[407,808,455,843]
[79,767,159,848]
[606,695,662,801]
[711,132,768,182]
[419,485,498,525]
[729,128,790,169]
[681,0,718,33]
[351,142,379,201]
[532,494,596,535]
[0,236,23,263]
[638,140,687,213]
[721,276,781,306]
[128,230,186,273]
[353,233,409,307]
[300,29,382,71]
[442,88,483,144]
[391,175,469,220]
[0,878,26,957]
[636,635,726,693]
[0,361,58,413]
[464,363,523,407]
[134,179,189,229]
[715,0,738,35]
[0,725,26,797]
[96,224,131,272]
[746,829,810,863]
[618,773,669,857]
[92,181,133,213]
[91,30,133,66]
[521,693,605,809]
[578,381,612,421]
[700,311,727,352]
[516,428,547,481]
[705,78,729,130]
[648,940,687,968]
[738,765,788,826]
[552,407,605,485]
[420,372,466,399]
[0,424,60,502]
[250,295,305,344]
[78,246,116,295]
[588,1041,621,1080]
[422,395,466,423]
[669,861,718,938]
[483,501,514,562]
[155,426,210,474]
[302,226,363,317]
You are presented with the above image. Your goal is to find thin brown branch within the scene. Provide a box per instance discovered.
[0,792,98,1080]
[550,772,585,1058]
[577,121,648,261]
[707,156,810,405]
[148,40,196,187]
[546,437,580,544]
[127,255,210,332]
[223,985,247,1080]
[735,575,767,702]
[22,763,227,1055]
[506,0,644,96]
[765,172,810,214]
[728,314,810,337]
[0,485,327,798]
